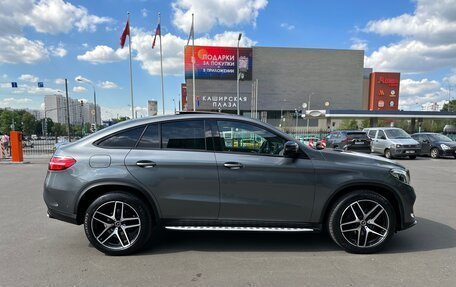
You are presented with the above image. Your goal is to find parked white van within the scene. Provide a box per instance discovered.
[363,127,421,159]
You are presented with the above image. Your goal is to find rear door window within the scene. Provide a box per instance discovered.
[97,126,145,148]
[137,124,160,148]
[161,120,206,150]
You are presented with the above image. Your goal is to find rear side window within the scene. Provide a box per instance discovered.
[137,124,160,148]
[161,120,206,150]
[97,126,145,148]
[368,130,376,138]
[347,132,368,139]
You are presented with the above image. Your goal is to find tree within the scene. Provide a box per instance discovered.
[441,100,456,112]
[22,112,36,135]
[340,119,359,130]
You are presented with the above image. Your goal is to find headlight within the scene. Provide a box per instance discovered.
[395,144,402,148]
[441,144,450,150]
[390,168,410,184]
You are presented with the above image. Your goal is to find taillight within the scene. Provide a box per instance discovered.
[48,156,76,171]
[341,137,348,142]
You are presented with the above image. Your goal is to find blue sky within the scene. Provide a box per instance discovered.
[1,0,455,118]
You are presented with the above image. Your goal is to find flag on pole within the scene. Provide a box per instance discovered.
[152,23,161,49]
[186,18,194,46]
[120,19,130,48]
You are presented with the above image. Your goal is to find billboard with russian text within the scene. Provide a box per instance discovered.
[369,72,400,111]
[184,45,253,80]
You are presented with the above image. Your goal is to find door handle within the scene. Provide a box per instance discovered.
[136,160,156,168]
[223,162,243,169]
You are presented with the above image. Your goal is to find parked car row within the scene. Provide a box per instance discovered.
[301,128,456,159]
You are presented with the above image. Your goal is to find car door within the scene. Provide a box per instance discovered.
[373,130,387,154]
[419,134,431,155]
[125,120,220,220]
[213,120,316,222]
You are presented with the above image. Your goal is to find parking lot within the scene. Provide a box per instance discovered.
[0,156,455,287]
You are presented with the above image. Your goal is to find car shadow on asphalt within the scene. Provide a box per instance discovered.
[384,217,456,254]
[139,217,455,255]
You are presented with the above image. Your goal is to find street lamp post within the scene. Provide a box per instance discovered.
[237,33,242,116]
[76,77,98,132]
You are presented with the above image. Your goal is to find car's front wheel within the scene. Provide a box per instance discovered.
[384,149,392,159]
[430,147,439,159]
[327,190,396,254]
[84,192,152,255]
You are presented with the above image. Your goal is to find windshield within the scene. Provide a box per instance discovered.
[384,129,411,139]
[429,134,453,142]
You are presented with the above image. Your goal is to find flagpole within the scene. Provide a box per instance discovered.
[191,13,196,111]
[158,13,165,115]
[127,12,135,119]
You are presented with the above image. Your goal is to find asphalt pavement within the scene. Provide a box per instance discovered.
[0,156,455,287]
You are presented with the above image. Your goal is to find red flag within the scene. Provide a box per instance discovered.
[120,20,130,48]
[152,23,160,49]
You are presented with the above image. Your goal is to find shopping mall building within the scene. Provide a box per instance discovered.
[181,45,426,130]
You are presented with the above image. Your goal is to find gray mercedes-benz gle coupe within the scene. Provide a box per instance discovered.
[44,112,416,255]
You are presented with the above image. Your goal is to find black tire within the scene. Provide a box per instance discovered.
[409,155,416,159]
[327,190,396,254]
[430,148,439,159]
[84,192,153,255]
[384,149,392,159]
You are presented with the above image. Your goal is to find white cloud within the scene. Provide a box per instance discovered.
[16,0,112,34]
[75,75,92,84]
[0,35,49,64]
[55,78,65,85]
[73,86,87,93]
[171,0,268,33]
[2,74,7,79]
[363,0,456,73]
[49,42,67,57]
[82,43,89,48]
[141,8,148,18]
[400,78,441,96]
[350,38,368,51]
[365,40,456,73]
[398,77,453,110]
[99,81,118,89]
[280,23,295,30]
[0,97,33,107]
[19,74,39,83]
[77,45,129,64]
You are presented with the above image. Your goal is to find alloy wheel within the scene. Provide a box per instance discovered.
[339,200,389,248]
[430,148,439,159]
[91,201,142,250]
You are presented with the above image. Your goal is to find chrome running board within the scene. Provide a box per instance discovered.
[165,226,314,232]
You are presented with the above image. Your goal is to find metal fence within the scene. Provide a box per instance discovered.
[22,139,56,155]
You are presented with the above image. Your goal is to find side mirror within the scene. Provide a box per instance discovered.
[284,141,299,157]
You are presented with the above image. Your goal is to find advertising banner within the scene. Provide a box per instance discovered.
[184,46,253,80]
[369,72,400,111]
[147,100,158,116]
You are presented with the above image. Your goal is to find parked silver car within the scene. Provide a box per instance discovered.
[364,127,421,159]
[44,113,416,255]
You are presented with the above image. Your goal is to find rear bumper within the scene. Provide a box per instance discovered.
[47,208,78,224]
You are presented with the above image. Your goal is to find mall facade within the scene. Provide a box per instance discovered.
[182,45,400,129]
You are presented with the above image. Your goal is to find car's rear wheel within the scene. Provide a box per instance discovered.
[327,190,396,254]
[384,149,392,159]
[430,148,439,159]
[84,192,152,255]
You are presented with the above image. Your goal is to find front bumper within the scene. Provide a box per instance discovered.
[397,183,417,231]
[440,148,456,157]
[391,147,421,157]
